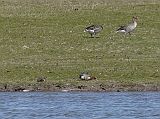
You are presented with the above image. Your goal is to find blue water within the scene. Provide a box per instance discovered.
[0,92,159,119]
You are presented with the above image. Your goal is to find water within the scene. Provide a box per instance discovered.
[0,92,159,119]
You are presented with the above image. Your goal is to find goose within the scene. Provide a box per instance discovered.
[116,16,138,35]
[84,25,103,38]
[37,77,46,82]
[79,72,96,80]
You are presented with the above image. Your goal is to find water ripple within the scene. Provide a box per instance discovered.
[0,92,160,119]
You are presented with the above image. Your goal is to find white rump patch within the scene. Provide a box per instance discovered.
[117,30,126,33]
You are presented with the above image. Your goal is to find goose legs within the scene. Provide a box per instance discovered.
[90,33,96,38]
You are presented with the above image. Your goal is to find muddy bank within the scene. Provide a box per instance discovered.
[0,83,160,92]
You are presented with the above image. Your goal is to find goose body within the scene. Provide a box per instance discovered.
[116,16,138,35]
[84,25,103,38]
[37,77,46,82]
[79,72,96,80]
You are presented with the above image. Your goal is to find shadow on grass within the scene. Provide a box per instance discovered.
[83,36,100,39]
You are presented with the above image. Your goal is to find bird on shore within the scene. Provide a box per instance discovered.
[84,25,103,38]
[37,77,46,82]
[79,72,96,80]
[116,16,138,35]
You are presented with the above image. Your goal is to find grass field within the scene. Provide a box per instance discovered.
[0,0,160,87]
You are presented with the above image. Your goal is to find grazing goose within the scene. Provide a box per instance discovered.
[79,72,96,80]
[116,16,138,35]
[37,77,46,82]
[84,25,103,38]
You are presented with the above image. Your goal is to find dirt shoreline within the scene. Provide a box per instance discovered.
[0,83,160,92]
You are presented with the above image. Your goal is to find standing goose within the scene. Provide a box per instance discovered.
[84,25,103,38]
[116,16,138,35]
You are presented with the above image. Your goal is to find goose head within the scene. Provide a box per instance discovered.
[132,16,138,22]
[89,76,96,80]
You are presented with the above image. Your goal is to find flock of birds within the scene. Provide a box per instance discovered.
[37,72,96,82]
[84,16,138,38]
[80,16,139,80]
[37,16,138,82]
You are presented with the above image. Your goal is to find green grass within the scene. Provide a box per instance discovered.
[0,0,160,87]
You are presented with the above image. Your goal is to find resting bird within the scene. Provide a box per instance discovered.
[79,72,96,80]
[84,25,103,38]
[116,16,138,35]
[37,77,46,82]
